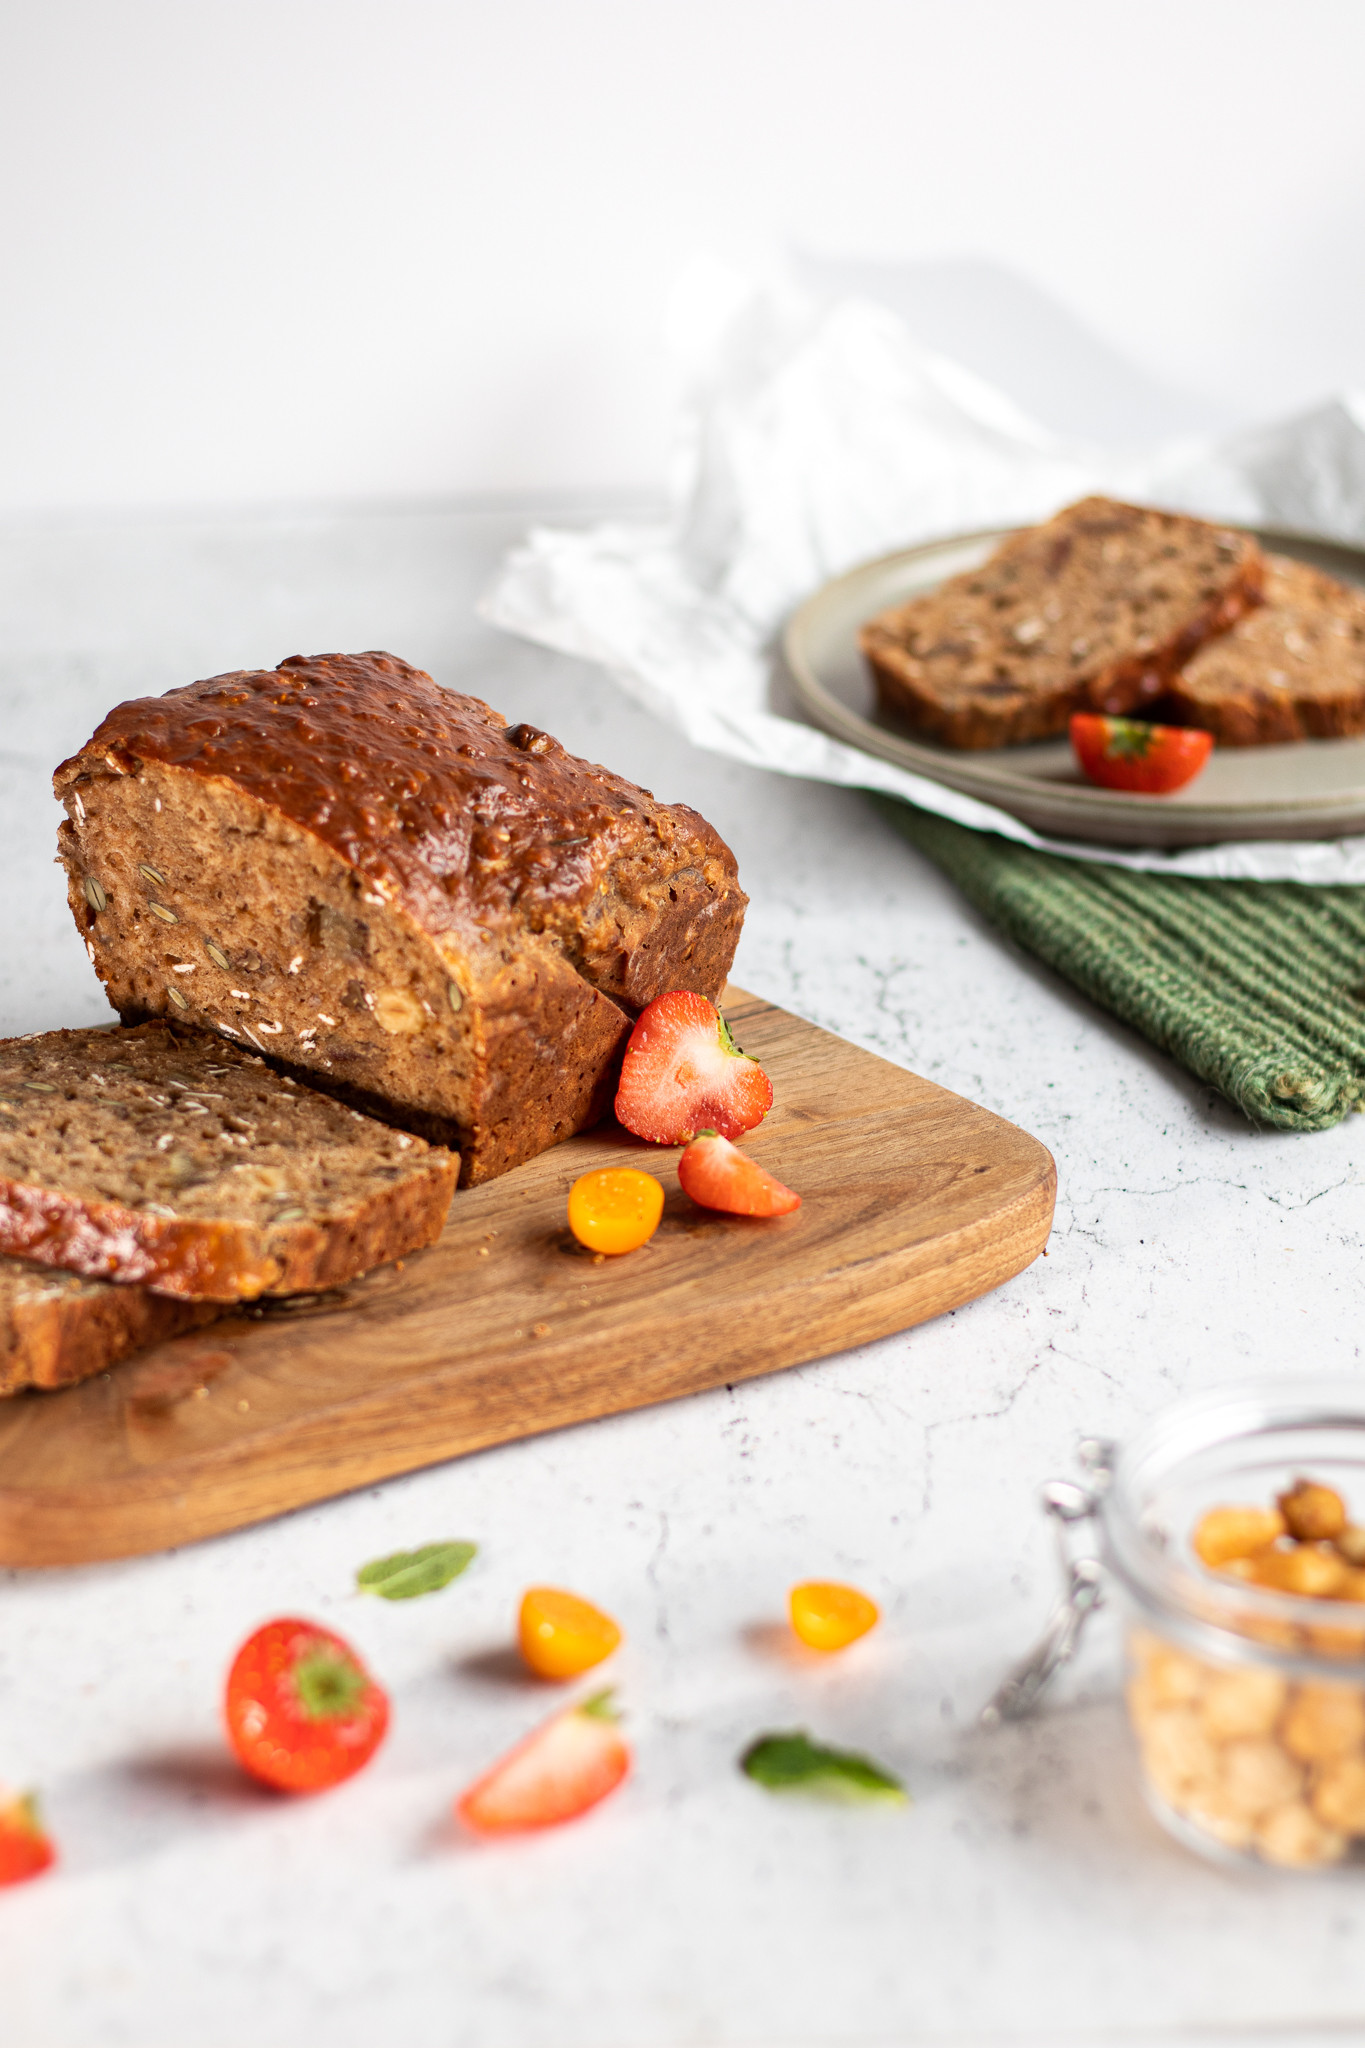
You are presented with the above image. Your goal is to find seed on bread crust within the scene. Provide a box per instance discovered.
[53,652,747,1188]
[861,496,1264,749]
[0,1021,455,1301]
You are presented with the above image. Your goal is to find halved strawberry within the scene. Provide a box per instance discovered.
[615,992,773,1145]
[678,1131,801,1216]
[456,1689,630,1836]
[0,1791,56,1887]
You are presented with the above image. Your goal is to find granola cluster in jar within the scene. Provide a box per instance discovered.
[1126,1477,1365,1868]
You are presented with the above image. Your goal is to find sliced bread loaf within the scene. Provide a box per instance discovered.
[1159,553,1365,744]
[54,652,747,1185]
[0,1256,219,1395]
[860,496,1265,748]
[0,1022,456,1300]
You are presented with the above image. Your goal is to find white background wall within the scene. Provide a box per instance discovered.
[3,0,1365,513]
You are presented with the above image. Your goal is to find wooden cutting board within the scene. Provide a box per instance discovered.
[0,989,1055,1566]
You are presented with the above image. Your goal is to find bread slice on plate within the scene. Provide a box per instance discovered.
[0,1022,456,1301]
[860,495,1265,749]
[0,1255,219,1396]
[54,651,748,1186]
[1159,553,1365,745]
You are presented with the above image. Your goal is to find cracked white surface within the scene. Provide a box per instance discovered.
[1,504,1363,2048]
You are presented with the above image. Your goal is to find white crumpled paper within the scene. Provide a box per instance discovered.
[482,263,1365,882]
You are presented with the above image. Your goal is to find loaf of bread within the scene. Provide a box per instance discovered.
[1159,554,1365,745]
[0,1255,219,1395]
[0,1022,456,1300]
[860,496,1265,749]
[55,653,747,1185]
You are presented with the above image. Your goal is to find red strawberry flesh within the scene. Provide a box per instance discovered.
[457,1692,630,1836]
[225,1618,389,1794]
[678,1132,801,1216]
[0,1793,56,1887]
[615,991,773,1145]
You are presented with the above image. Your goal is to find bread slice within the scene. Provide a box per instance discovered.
[0,1022,456,1300]
[860,496,1265,749]
[53,652,747,1186]
[0,1256,220,1396]
[1159,554,1365,745]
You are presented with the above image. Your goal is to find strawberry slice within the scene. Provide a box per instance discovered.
[0,1791,56,1887]
[456,1690,630,1836]
[615,992,773,1144]
[678,1131,801,1216]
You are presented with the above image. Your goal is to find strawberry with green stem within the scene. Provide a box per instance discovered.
[225,1618,389,1793]
[1070,713,1212,794]
[615,991,773,1145]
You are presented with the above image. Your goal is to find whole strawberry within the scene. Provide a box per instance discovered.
[0,1792,56,1887]
[615,991,773,1145]
[225,1618,389,1793]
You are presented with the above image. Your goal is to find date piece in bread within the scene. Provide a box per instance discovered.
[55,653,748,1186]
[860,496,1264,749]
[1159,554,1365,745]
[0,1255,220,1396]
[0,1022,456,1301]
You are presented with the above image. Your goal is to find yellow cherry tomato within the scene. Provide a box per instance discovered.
[567,1168,664,1255]
[789,1581,879,1652]
[518,1587,622,1680]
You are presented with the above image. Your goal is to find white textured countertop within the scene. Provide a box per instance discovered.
[1,503,1363,2048]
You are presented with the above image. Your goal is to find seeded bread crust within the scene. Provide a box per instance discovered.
[0,1256,219,1396]
[1157,554,1365,745]
[54,654,748,1186]
[860,497,1265,749]
[0,1023,456,1301]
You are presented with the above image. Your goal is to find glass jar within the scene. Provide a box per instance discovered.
[1005,1382,1365,1870]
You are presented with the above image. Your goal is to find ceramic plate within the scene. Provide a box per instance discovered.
[783,524,1365,847]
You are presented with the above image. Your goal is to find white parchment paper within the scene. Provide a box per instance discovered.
[483,263,1365,882]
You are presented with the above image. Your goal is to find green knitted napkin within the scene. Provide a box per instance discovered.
[874,797,1365,1131]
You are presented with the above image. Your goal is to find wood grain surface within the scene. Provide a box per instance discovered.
[0,990,1056,1565]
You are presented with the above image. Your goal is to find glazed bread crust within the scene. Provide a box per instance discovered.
[0,1256,219,1396]
[54,653,748,1184]
[0,1023,456,1301]
[861,497,1265,749]
[1159,554,1365,745]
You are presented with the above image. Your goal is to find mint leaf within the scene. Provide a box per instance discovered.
[357,1541,477,1600]
[741,1730,908,1804]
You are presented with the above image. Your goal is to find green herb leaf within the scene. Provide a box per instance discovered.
[357,1540,478,1600]
[740,1730,908,1805]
